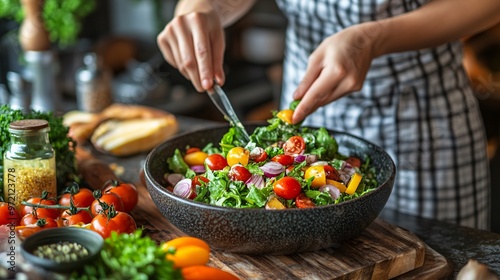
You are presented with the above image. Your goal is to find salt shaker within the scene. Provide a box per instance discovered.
[3,119,57,208]
[75,53,113,113]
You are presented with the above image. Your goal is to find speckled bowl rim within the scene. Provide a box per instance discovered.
[145,123,396,213]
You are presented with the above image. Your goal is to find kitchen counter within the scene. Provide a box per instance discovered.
[92,115,500,279]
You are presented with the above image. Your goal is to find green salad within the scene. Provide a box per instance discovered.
[163,103,379,209]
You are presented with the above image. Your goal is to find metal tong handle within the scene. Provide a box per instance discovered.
[208,81,251,143]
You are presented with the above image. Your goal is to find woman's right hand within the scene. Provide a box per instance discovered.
[157,5,225,92]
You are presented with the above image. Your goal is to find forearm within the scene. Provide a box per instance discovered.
[175,0,256,27]
[372,0,500,56]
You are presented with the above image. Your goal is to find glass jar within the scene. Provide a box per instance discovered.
[3,119,57,208]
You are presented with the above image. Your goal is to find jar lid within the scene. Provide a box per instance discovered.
[9,119,49,131]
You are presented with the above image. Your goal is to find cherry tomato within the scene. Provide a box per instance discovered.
[0,202,20,226]
[192,175,209,187]
[346,156,362,168]
[273,177,302,200]
[103,181,139,213]
[271,154,294,166]
[305,166,326,188]
[324,165,340,181]
[20,213,58,228]
[205,154,228,170]
[277,109,294,124]
[61,209,93,226]
[249,147,267,163]
[295,193,315,208]
[58,187,95,210]
[90,191,125,216]
[283,136,305,155]
[186,147,201,154]
[229,164,252,182]
[19,196,59,219]
[226,147,250,167]
[90,211,137,239]
[184,151,209,166]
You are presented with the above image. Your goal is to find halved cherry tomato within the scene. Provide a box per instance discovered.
[346,156,361,168]
[226,147,250,167]
[229,164,252,182]
[283,135,305,155]
[273,177,302,200]
[277,109,294,124]
[205,154,228,170]
[305,166,326,188]
[89,210,137,239]
[271,154,294,166]
[324,165,340,181]
[184,151,209,166]
[103,180,139,213]
[249,147,267,163]
[0,202,20,226]
[295,193,315,208]
[192,175,209,187]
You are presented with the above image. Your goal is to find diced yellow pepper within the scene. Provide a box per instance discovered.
[345,173,362,195]
[327,179,347,193]
[267,197,286,209]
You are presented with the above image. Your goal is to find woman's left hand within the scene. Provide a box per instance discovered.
[291,22,382,123]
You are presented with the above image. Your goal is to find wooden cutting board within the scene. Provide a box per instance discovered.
[132,185,454,280]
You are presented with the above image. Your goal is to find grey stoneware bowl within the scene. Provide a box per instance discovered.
[144,124,395,255]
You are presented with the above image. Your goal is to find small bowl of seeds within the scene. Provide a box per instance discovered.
[21,227,103,273]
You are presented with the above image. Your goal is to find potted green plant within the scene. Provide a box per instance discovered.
[0,0,96,47]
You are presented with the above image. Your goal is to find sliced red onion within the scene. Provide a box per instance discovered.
[260,162,285,178]
[305,154,318,164]
[245,174,265,189]
[190,165,206,173]
[339,172,351,185]
[342,162,355,176]
[173,178,194,199]
[294,154,306,163]
[320,185,341,200]
[166,173,184,186]
[310,160,328,166]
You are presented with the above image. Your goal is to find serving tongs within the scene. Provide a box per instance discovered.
[207,80,251,143]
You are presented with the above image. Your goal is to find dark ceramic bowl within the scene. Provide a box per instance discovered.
[21,227,103,272]
[144,124,395,255]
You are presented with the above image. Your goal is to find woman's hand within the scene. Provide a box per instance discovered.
[157,7,225,92]
[292,22,382,124]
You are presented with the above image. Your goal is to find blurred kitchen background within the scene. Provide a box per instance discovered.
[0,0,499,232]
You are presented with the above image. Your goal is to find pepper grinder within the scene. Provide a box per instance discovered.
[75,53,113,113]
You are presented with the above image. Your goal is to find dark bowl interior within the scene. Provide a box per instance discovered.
[21,227,103,272]
[145,124,395,255]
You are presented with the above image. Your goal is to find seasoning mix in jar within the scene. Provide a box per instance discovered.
[3,119,57,208]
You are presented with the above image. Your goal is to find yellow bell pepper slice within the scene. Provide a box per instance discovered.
[345,172,362,195]
[327,179,346,193]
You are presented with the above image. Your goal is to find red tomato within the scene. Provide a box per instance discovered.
[186,147,201,154]
[58,187,95,210]
[20,213,58,228]
[273,177,302,200]
[295,193,315,208]
[324,165,340,181]
[90,192,125,216]
[192,175,209,187]
[271,154,295,166]
[205,154,228,171]
[19,196,59,219]
[346,156,361,168]
[0,202,20,226]
[249,147,267,163]
[283,136,306,155]
[103,181,139,213]
[229,164,252,182]
[90,211,137,239]
[60,209,93,226]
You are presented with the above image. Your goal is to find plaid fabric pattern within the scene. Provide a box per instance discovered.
[276,0,490,229]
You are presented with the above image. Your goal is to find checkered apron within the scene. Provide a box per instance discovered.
[276,0,490,229]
